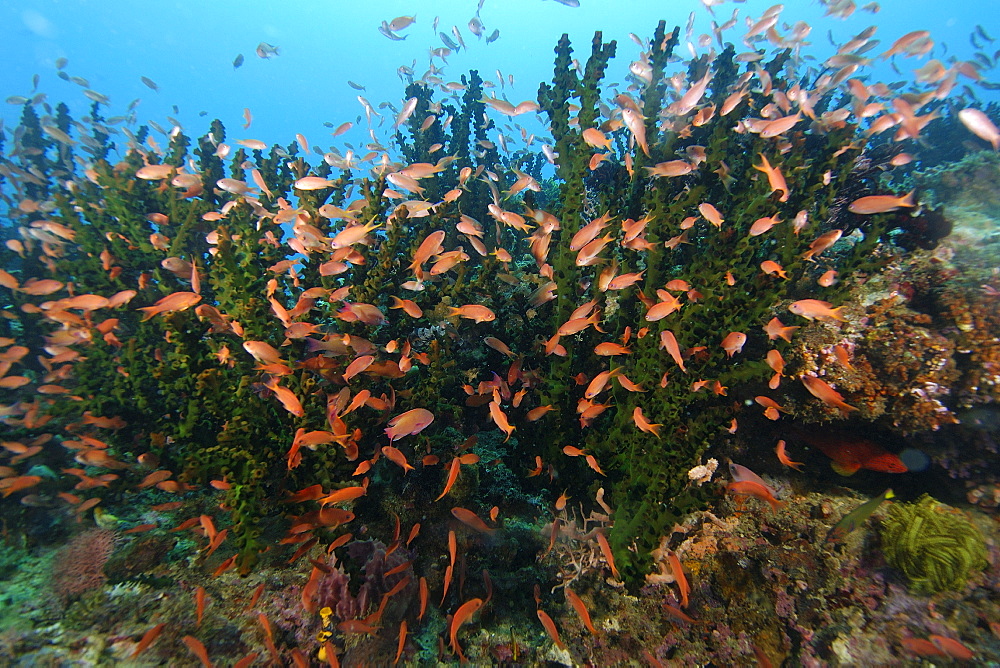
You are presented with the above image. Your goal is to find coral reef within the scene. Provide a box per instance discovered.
[0,4,997,665]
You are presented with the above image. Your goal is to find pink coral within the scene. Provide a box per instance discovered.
[51,528,116,602]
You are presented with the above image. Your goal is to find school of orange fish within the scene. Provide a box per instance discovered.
[1,0,997,663]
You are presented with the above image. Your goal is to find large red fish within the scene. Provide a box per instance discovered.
[795,430,907,475]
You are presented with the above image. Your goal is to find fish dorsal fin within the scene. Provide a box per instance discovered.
[831,460,859,476]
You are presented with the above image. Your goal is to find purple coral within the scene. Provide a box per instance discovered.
[314,540,416,622]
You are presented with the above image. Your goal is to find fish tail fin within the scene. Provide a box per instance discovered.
[900,189,917,208]
[831,461,859,476]
[830,306,848,322]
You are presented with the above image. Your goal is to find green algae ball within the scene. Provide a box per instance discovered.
[879,494,988,594]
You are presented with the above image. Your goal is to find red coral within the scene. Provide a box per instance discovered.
[51,528,116,602]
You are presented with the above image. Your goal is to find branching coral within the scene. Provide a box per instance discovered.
[0,10,992,616]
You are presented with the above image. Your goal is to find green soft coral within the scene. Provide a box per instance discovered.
[879,494,988,594]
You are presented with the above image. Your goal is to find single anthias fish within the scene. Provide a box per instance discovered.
[826,488,894,542]
[796,431,908,475]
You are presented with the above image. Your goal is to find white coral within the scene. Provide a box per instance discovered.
[687,457,718,486]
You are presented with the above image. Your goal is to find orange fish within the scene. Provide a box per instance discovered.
[594,530,620,580]
[565,588,598,635]
[818,270,839,287]
[800,375,857,414]
[0,269,20,290]
[632,406,663,437]
[536,608,564,649]
[775,440,804,471]
[726,480,785,512]
[608,271,644,290]
[720,332,747,357]
[284,484,325,504]
[381,446,415,473]
[136,292,202,321]
[20,279,64,296]
[763,317,799,342]
[404,523,421,547]
[151,501,183,511]
[395,620,407,665]
[616,374,645,393]
[182,635,213,668]
[558,310,603,335]
[848,190,916,214]
[582,127,612,150]
[418,577,429,621]
[958,108,1000,150]
[0,475,42,497]
[123,523,157,534]
[326,216,379,249]
[668,551,690,608]
[449,305,495,323]
[594,342,631,356]
[663,603,699,624]
[131,623,166,658]
[698,202,724,227]
[337,619,378,634]
[900,637,947,659]
[621,108,649,156]
[753,153,789,202]
[645,160,694,178]
[452,507,494,534]
[833,344,853,369]
[787,299,846,322]
[264,378,304,417]
[484,337,514,358]
[584,369,618,399]
[195,586,207,626]
[766,349,785,377]
[138,470,173,489]
[384,408,434,443]
[527,456,544,477]
[449,598,484,663]
[317,485,367,506]
[343,355,375,382]
[434,457,462,501]
[526,404,555,422]
[488,401,515,441]
[755,395,786,421]
[928,634,974,661]
[244,583,266,612]
[585,454,605,476]
[802,229,843,262]
[659,330,687,372]
[760,260,787,279]
[795,430,907,475]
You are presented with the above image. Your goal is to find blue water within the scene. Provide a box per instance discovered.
[2,0,996,152]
